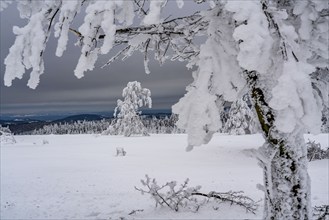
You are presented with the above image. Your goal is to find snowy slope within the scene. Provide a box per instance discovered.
[1,134,328,219]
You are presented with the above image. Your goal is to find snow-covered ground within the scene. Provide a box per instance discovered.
[1,133,328,219]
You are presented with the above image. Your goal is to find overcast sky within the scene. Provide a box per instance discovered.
[0,2,207,116]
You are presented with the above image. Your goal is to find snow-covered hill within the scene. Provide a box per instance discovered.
[1,134,328,219]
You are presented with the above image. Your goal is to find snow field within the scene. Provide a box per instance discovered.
[1,133,328,219]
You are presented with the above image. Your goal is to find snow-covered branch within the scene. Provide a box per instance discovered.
[70,11,206,72]
[135,175,259,214]
[192,191,259,214]
[4,1,62,89]
[312,205,329,220]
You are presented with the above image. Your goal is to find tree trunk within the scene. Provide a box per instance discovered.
[260,137,311,219]
[246,71,311,219]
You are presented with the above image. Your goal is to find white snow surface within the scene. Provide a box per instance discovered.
[1,133,328,219]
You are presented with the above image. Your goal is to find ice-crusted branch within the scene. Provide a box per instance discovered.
[192,191,259,214]
[313,205,329,220]
[69,11,206,75]
[3,1,208,87]
[4,1,62,89]
[135,175,259,213]
[54,0,81,57]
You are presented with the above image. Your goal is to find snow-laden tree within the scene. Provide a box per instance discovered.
[103,81,152,137]
[2,0,328,219]
[224,96,258,135]
[0,125,16,144]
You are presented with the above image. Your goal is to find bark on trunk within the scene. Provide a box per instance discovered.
[246,71,311,219]
[260,139,311,219]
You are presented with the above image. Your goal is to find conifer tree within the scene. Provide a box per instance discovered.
[224,96,258,135]
[103,81,152,137]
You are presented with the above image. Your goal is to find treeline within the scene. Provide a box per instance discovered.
[24,115,184,135]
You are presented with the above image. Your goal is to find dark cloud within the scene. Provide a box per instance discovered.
[0,2,205,115]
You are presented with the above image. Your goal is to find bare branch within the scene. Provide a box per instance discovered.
[69,28,82,38]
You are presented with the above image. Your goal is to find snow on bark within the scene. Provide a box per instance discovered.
[257,134,312,220]
[293,0,329,68]
[225,0,327,218]
[173,87,220,150]
[268,1,324,135]
[143,0,167,25]
[225,1,273,75]
[74,1,135,78]
[311,69,329,133]
[54,0,81,57]
[74,1,114,78]
[99,3,116,54]
[173,9,245,149]
[116,0,134,27]
[269,55,321,134]
[226,0,324,135]
[4,1,61,89]
[16,0,50,19]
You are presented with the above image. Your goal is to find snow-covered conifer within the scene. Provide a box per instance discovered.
[0,125,16,144]
[103,81,152,137]
[224,96,258,135]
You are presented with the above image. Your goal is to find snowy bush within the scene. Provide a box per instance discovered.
[103,81,152,137]
[135,175,202,212]
[0,126,16,144]
[135,175,259,213]
[307,140,329,161]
